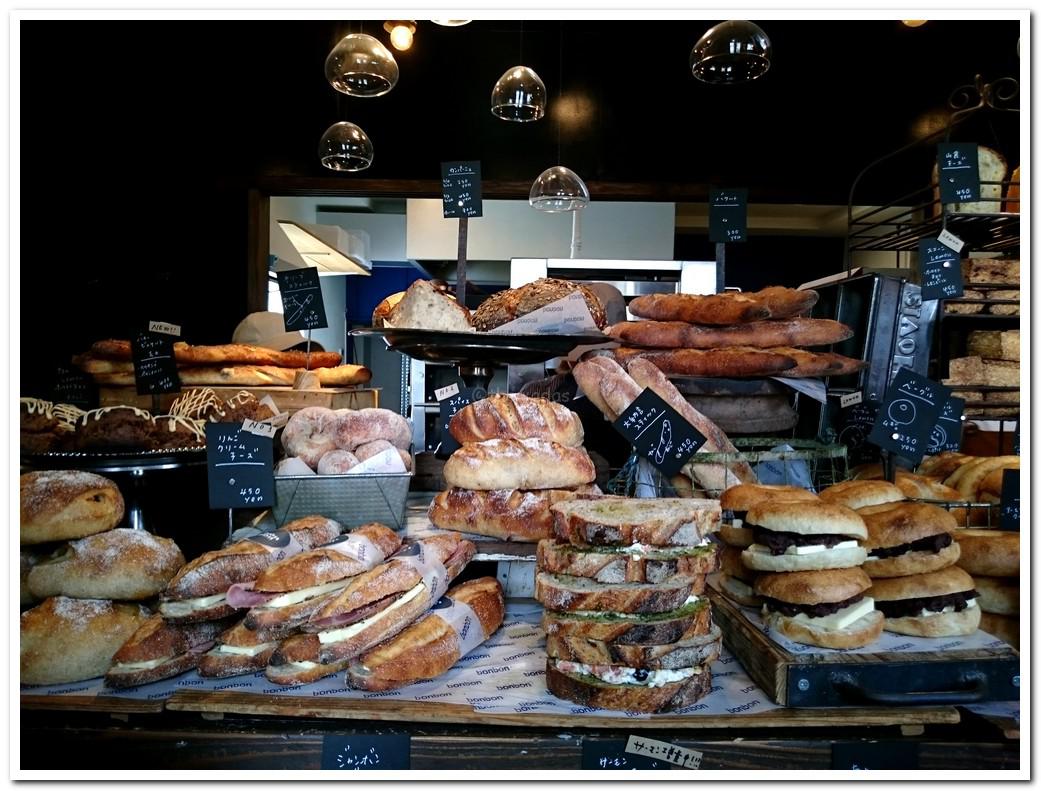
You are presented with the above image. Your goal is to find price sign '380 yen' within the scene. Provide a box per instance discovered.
[612,388,708,478]
[205,422,275,509]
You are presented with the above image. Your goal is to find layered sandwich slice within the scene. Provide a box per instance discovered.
[197,620,282,678]
[550,498,720,548]
[106,615,236,687]
[536,537,717,584]
[536,572,705,614]
[542,595,712,646]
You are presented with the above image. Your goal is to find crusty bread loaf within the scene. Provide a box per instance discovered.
[346,577,505,691]
[471,278,607,331]
[371,291,405,328]
[535,572,706,614]
[605,317,854,349]
[21,471,125,545]
[536,540,717,584]
[21,597,151,685]
[944,291,985,315]
[87,339,343,369]
[442,438,596,491]
[21,550,42,607]
[546,623,721,670]
[572,355,642,421]
[448,393,584,446]
[28,529,185,600]
[542,600,712,645]
[982,360,1019,386]
[546,659,714,713]
[629,287,818,325]
[612,346,799,377]
[765,348,867,378]
[386,279,474,332]
[551,497,720,548]
[988,292,1020,316]
[954,530,1019,577]
[91,364,371,388]
[428,486,603,542]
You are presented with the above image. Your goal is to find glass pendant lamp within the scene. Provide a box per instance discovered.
[690,20,772,84]
[491,66,547,121]
[529,166,589,212]
[318,122,373,171]
[325,33,399,97]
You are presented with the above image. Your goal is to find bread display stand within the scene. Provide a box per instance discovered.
[709,586,1019,708]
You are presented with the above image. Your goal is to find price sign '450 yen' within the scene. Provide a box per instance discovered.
[205,423,274,509]
[612,388,707,477]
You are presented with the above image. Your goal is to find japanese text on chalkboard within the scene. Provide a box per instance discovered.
[709,188,748,243]
[205,423,274,509]
[613,389,707,477]
[276,267,328,331]
[867,367,950,464]
[936,143,981,204]
[919,238,964,301]
[131,331,181,396]
[441,160,483,218]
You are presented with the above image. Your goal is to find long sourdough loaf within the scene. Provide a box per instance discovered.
[90,364,371,388]
[542,598,712,645]
[611,346,798,377]
[606,317,853,349]
[448,393,584,446]
[550,497,720,548]
[442,438,596,491]
[535,572,706,614]
[546,623,722,670]
[428,486,604,542]
[629,286,818,325]
[536,539,717,584]
[87,339,343,369]
[767,348,868,378]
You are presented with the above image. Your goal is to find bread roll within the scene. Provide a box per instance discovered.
[21,597,151,685]
[443,439,595,491]
[21,471,125,545]
[954,530,1019,577]
[972,575,1018,615]
[281,407,337,468]
[448,393,584,446]
[354,439,412,470]
[332,408,412,450]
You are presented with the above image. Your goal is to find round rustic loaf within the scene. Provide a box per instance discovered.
[442,439,596,491]
[332,408,412,450]
[448,393,584,446]
[281,407,337,469]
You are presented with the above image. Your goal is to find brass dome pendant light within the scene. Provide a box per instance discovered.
[325,32,399,97]
[690,20,772,84]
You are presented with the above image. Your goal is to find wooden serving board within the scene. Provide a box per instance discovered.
[165,689,958,730]
[710,589,1020,707]
[98,386,379,413]
[20,694,164,715]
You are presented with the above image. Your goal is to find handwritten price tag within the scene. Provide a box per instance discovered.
[205,423,274,509]
[919,238,964,301]
[709,188,748,243]
[441,161,483,218]
[868,367,951,464]
[276,267,328,332]
[937,143,981,205]
[625,735,703,769]
[131,330,181,396]
[613,388,707,477]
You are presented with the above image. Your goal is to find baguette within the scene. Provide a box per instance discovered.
[197,620,282,678]
[535,572,706,614]
[612,346,798,377]
[346,577,505,691]
[551,497,721,548]
[541,598,712,645]
[428,486,604,542]
[767,348,867,378]
[606,317,853,349]
[87,339,343,369]
[448,393,584,446]
[571,355,643,421]
[90,364,371,388]
[536,540,717,584]
[546,623,721,670]
[629,286,818,325]
[442,438,596,491]
[105,615,234,688]
[546,658,714,713]
[159,516,343,622]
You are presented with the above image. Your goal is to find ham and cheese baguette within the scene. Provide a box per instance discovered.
[237,523,403,636]
[159,516,343,622]
[197,620,282,678]
[266,535,475,684]
[87,339,343,369]
[346,577,505,691]
[105,615,236,688]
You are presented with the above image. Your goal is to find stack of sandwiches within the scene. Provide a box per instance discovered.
[428,393,603,542]
[535,497,722,713]
[953,529,1019,647]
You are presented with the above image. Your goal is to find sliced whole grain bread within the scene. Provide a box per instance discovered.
[541,599,712,645]
[546,623,722,670]
[546,659,714,713]
[550,498,720,548]
[536,539,718,584]
[535,572,705,614]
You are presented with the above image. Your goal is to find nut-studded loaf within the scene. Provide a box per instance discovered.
[21,471,126,545]
[536,539,718,584]
[471,277,607,331]
[442,439,596,491]
[628,286,818,325]
[550,497,721,548]
[428,486,604,542]
[606,317,854,349]
[448,393,584,446]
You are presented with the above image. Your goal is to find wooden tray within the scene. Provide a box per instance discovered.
[98,386,379,413]
[20,694,164,715]
[710,589,1020,707]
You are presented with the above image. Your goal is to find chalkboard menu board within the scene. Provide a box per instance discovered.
[52,365,93,409]
[276,267,328,331]
[868,367,951,465]
[613,389,707,477]
[581,739,670,770]
[436,384,485,459]
[205,422,275,509]
[927,395,965,454]
[999,469,1020,531]
[936,143,981,205]
[919,238,964,301]
[441,161,482,218]
[131,331,181,396]
[320,734,410,770]
[709,188,748,243]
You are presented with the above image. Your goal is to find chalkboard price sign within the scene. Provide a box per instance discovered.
[52,365,94,409]
[613,388,707,477]
[927,395,965,454]
[709,188,748,243]
[441,161,483,218]
[320,734,410,770]
[131,330,181,396]
[936,143,981,205]
[919,238,964,301]
[436,384,485,458]
[205,422,275,509]
[276,267,328,332]
[999,469,1020,531]
[868,367,951,465]
[581,739,670,770]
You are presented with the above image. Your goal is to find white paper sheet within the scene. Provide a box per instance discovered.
[487,292,599,336]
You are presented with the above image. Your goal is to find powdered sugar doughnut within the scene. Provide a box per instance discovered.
[354,439,412,471]
[317,449,360,475]
[333,408,412,450]
[281,407,336,468]
[275,457,316,477]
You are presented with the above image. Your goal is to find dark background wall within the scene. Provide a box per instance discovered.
[19,19,1021,395]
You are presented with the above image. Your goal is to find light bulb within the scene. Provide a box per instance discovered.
[390,24,413,50]
[902,20,927,27]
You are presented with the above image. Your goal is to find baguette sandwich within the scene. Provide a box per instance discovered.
[347,577,505,691]
[266,534,475,685]
[159,516,343,622]
[197,620,282,678]
[106,615,236,687]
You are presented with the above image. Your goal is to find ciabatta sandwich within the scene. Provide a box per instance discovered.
[106,615,235,687]
[741,501,868,572]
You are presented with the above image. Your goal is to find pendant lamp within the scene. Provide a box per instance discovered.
[690,20,772,84]
[529,166,589,212]
[491,66,546,121]
[325,33,399,97]
[319,122,373,171]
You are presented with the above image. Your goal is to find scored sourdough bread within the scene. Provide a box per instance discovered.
[541,597,712,645]
[546,623,722,670]
[550,497,720,548]
[536,539,717,584]
[535,572,705,614]
[428,486,606,542]
[442,438,596,491]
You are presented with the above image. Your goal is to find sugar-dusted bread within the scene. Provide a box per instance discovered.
[386,279,473,332]
[448,393,584,446]
[442,439,596,491]
[21,471,125,545]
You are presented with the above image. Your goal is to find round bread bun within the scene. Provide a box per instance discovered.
[971,575,1019,615]
[918,451,971,480]
[745,501,867,539]
[719,544,755,582]
[274,457,316,476]
[719,522,754,548]
[720,483,818,512]
[951,456,1019,500]
[863,541,961,579]
[718,573,761,608]
[858,502,957,550]
[952,530,1019,577]
[979,611,1019,648]
[883,605,981,637]
[893,471,964,502]
[754,566,872,605]
[868,565,974,602]
[742,544,867,573]
[765,608,883,650]
[27,529,185,600]
[818,479,905,510]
